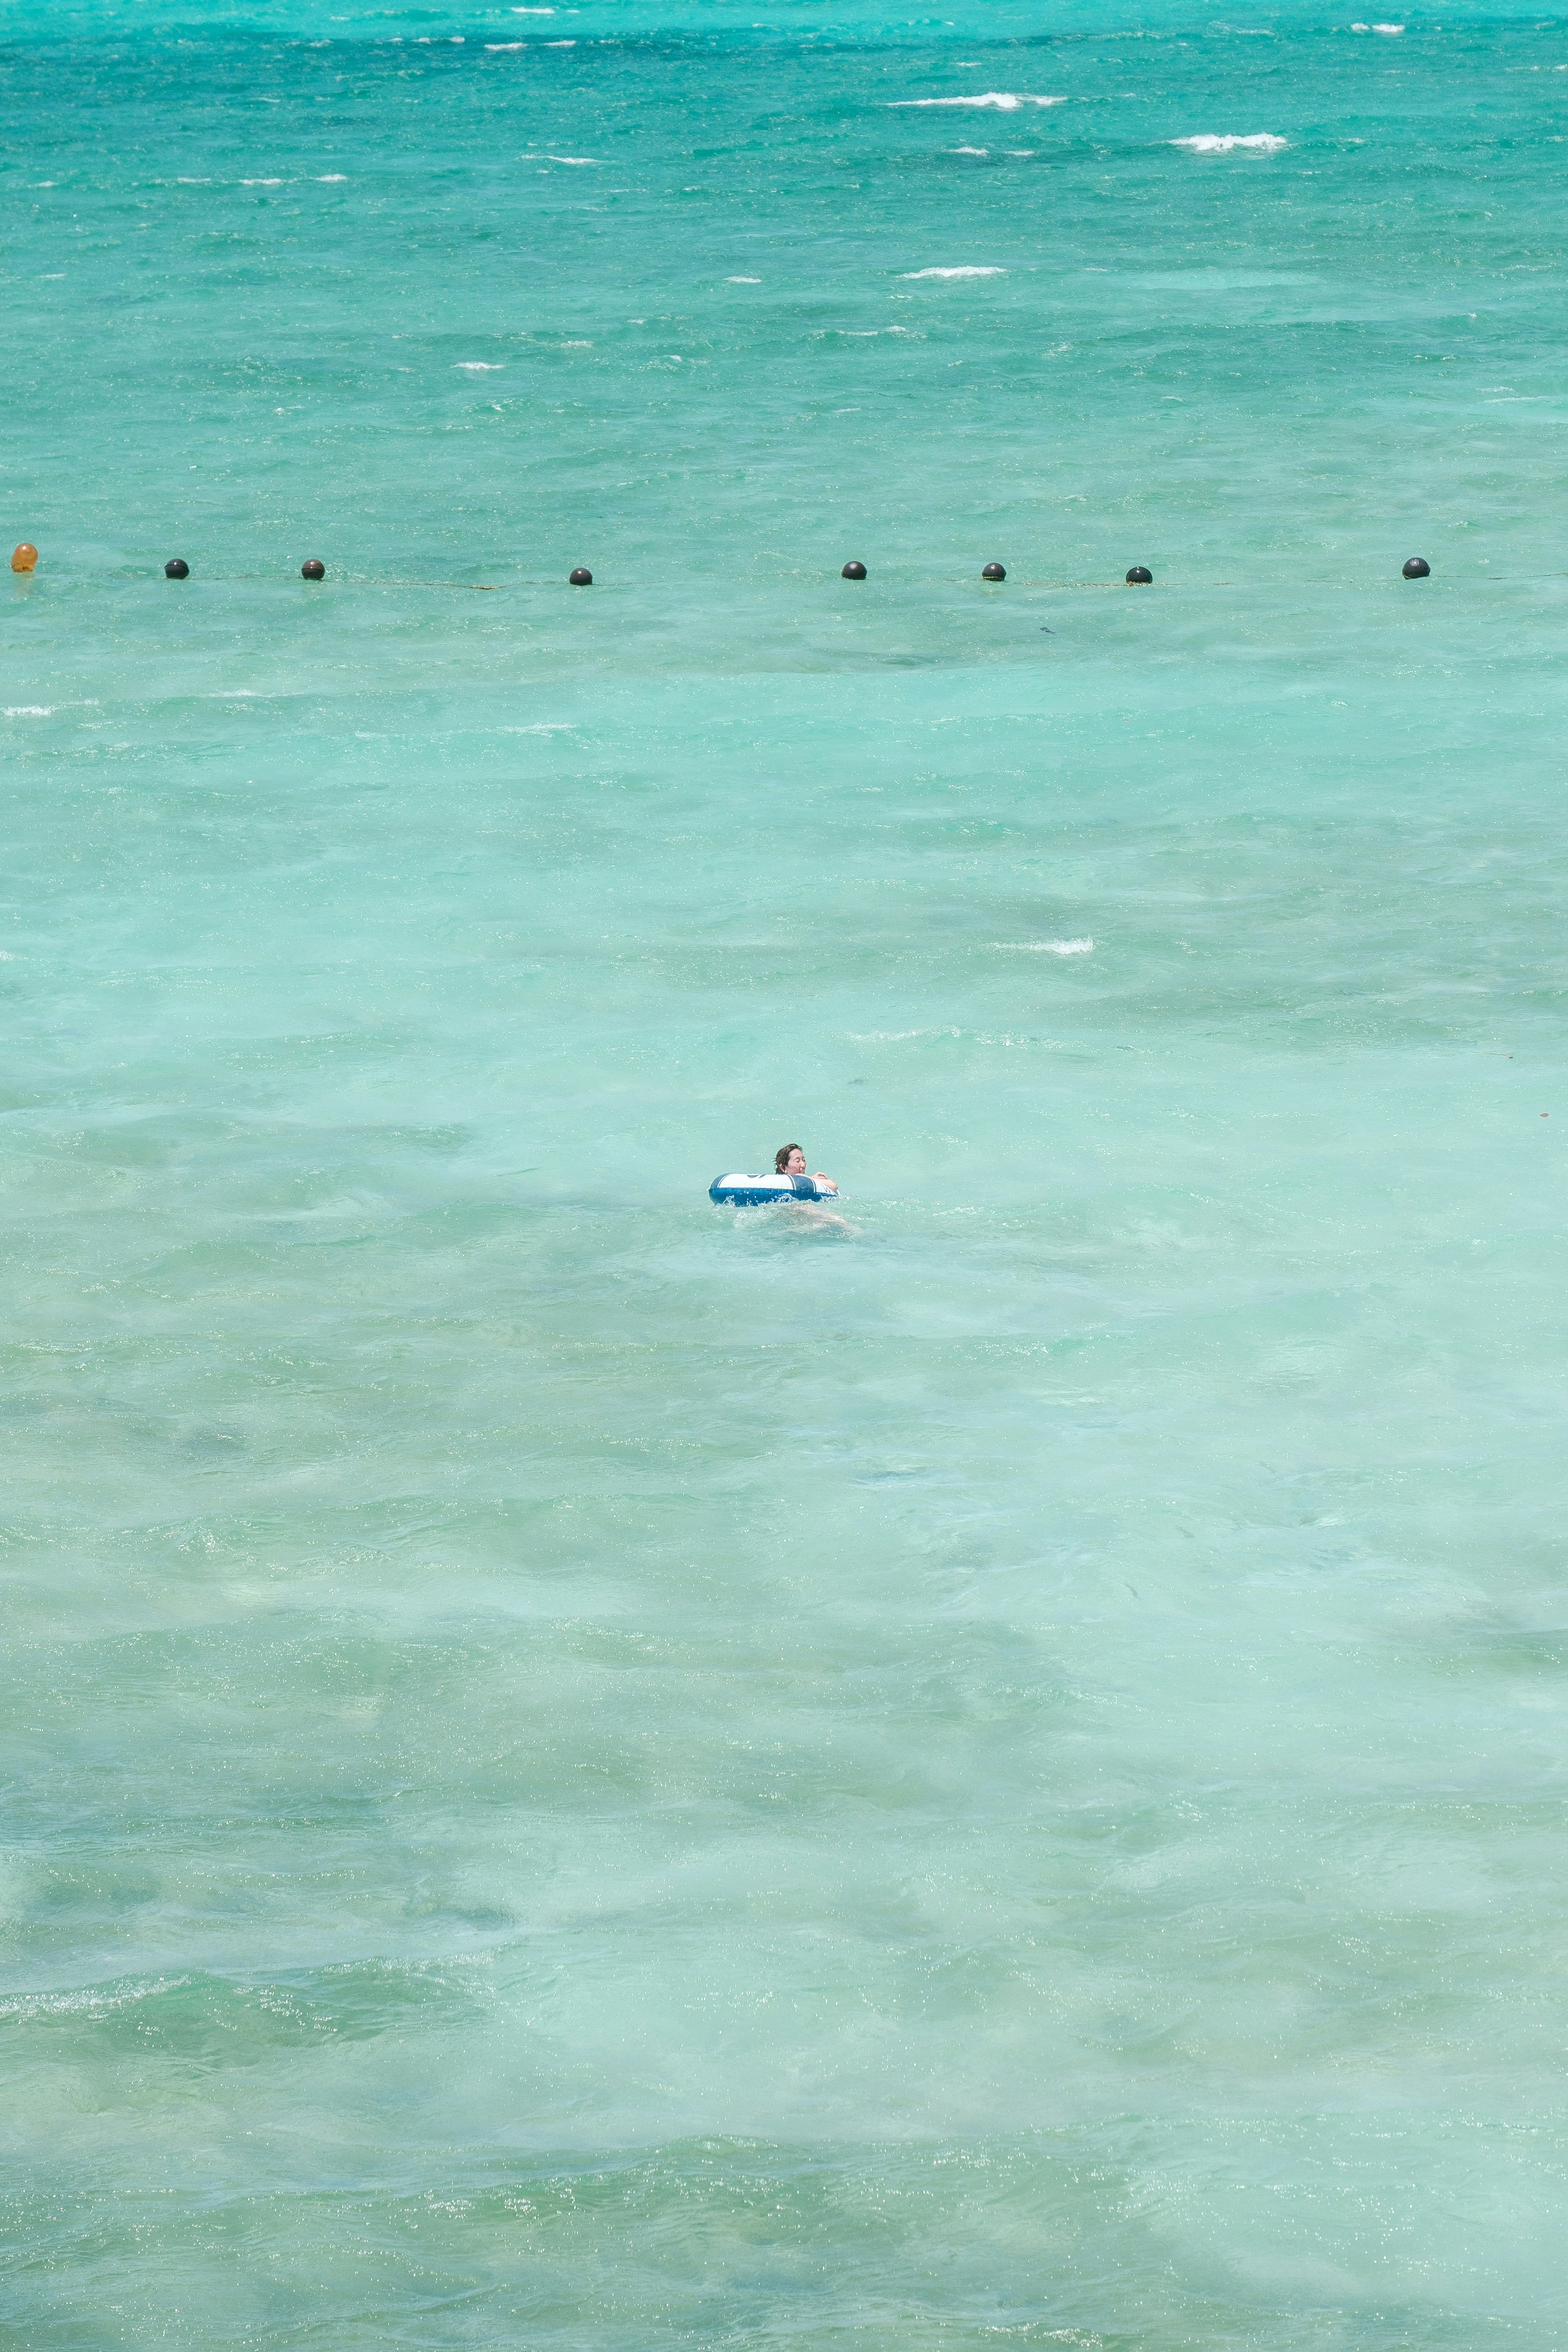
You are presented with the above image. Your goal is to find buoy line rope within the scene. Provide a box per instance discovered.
[7,575,1479,588]
[10,547,1455,588]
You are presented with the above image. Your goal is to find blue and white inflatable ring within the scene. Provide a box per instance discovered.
[709,1172,841,1207]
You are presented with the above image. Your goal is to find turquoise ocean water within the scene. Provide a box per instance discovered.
[7,0,1568,2341]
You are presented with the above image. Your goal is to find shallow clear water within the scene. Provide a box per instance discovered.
[6,2,1568,2344]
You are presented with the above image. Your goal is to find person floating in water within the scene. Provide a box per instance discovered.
[776,1142,835,1191]
[774,1144,855,1234]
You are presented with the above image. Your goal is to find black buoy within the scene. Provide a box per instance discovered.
[1402,557,1430,579]
[569,567,593,586]
[301,559,325,581]
[1126,566,1153,586]
[841,560,867,580]
[164,559,189,580]
[981,561,1006,582]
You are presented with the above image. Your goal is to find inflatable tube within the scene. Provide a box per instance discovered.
[709,1172,840,1207]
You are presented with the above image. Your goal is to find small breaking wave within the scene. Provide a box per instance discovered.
[993,938,1095,956]
[901,265,1006,280]
[455,361,504,371]
[847,1028,960,1042]
[889,92,1067,110]
[0,1976,189,2022]
[1172,133,1288,153]
[5,706,53,717]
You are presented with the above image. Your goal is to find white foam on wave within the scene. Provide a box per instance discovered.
[549,154,596,164]
[994,938,1095,956]
[486,41,527,49]
[546,39,577,45]
[318,174,347,183]
[0,1976,188,2022]
[900,265,1006,279]
[1172,133,1287,153]
[889,92,1067,109]
[5,707,53,717]
[727,275,762,282]
[950,145,989,156]
[1352,20,1405,28]
[847,1028,958,1042]
[241,177,284,186]
[455,361,504,371]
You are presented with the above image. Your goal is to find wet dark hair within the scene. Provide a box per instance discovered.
[775,1143,804,1174]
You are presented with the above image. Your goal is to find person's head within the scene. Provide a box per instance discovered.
[775,1144,806,1175]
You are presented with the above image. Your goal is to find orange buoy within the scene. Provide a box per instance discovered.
[11,543,39,574]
